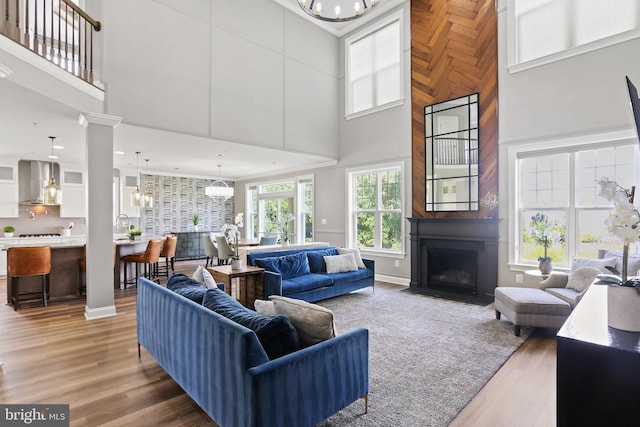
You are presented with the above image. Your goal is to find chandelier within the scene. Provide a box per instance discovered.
[205,165,234,200]
[297,0,380,22]
[43,136,62,205]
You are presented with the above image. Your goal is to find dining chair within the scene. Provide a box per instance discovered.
[259,236,277,245]
[8,246,51,310]
[203,233,219,267]
[215,235,235,265]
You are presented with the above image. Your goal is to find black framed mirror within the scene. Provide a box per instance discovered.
[424,94,479,211]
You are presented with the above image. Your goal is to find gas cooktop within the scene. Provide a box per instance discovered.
[18,233,61,238]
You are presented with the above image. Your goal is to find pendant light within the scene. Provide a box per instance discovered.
[130,151,142,207]
[43,136,62,205]
[205,165,234,200]
[143,158,154,208]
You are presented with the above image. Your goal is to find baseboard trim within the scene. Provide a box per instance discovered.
[376,274,410,286]
[85,305,117,320]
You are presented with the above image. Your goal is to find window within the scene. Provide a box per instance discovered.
[345,10,403,119]
[246,176,313,244]
[347,163,404,254]
[508,0,640,71]
[514,140,638,268]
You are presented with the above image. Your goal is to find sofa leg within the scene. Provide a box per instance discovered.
[514,325,521,337]
[363,394,368,414]
[138,343,141,358]
[496,310,501,320]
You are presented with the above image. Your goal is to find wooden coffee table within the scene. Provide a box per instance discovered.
[207,265,264,309]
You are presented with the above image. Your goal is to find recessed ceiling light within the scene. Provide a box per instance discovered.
[48,155,59,159]
[52,145,64,149]
[216,153,224,157]
[114,151,125,155]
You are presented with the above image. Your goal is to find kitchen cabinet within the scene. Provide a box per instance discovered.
[0,164,19,218]
[60,168,85,217]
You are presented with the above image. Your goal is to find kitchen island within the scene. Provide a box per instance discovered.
[2,237,85,305]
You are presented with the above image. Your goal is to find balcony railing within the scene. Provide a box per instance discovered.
[433,137,478,166]
[1,0,101,85]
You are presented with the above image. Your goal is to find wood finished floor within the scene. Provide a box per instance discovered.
[0,260,557,426]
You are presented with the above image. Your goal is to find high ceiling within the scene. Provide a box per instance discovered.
[0,0,404,181]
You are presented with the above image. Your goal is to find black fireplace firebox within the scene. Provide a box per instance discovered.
[409,218,498,304]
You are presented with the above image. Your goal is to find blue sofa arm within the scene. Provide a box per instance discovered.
[363,258,375,275]
[262,270,283,299]
[248,328,369,427]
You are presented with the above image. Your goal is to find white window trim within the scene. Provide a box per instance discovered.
[244,175,314,245]
[506,0,640,74]
[344,9,404,120]
[346,161,405,256]
[507,128,638,271]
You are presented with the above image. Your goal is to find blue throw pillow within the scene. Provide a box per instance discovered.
[254,252,311,280]
[306,248,339,273]
[167,274,208,304]
[202,289,300,359]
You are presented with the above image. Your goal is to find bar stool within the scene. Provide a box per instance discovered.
[156,234,177,279]
[121,239,162,287]
[8,246,51,310]
[79,243,117,295]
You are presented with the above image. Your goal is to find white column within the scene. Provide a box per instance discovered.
[79,112,122,320]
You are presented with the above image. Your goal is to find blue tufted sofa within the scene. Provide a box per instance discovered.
[136,277,369,427]
[246,246,375,303]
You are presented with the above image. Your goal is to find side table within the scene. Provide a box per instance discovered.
[207,265,264,309]
[524,269,550,280]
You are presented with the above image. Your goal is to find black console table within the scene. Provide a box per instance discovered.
[173,231,209,261]
[557,285,640,426]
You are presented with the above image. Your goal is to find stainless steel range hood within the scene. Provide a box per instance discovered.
[18,160,61,204]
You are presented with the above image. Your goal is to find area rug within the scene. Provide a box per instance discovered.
[316,285,530,427]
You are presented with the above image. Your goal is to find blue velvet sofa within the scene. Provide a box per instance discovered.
[246,246,375,303]
[136,277,369,427]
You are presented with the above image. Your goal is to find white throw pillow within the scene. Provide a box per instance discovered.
[539,272,569,288]
[571,257,617,274]
[337,247,366,269]
[254,299,277,316]
[324,253,358,274]
[270,295,336,346]
[192,265,217,289]
[565,266,601,292]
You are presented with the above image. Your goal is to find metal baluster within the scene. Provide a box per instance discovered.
[13,0,18,41]
[42,0,46,57]
[23,0,29,49]
[57,1,61,65]
[88,22,92,83]
[71,9,76,77]
[49,0,54,60]
[82,19,87,81]
[64,3,68,70]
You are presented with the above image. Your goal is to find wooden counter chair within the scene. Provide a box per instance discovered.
[79,243,117,295]
[121,239,163,287]
[8,246,51,310]
[157,234,178,279]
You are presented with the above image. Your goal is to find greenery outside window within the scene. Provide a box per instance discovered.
[345,9,404,120]
[513,138,638,268]
[246,176,314,244]
[347,163,404,254]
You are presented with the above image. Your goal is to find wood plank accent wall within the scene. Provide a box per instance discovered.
[411,0,498,218]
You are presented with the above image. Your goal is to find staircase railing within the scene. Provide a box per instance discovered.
[1,0,101,85]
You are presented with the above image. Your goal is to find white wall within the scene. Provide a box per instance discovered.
[497,0,640,288]
[235,3,413,282]
[100,0,339,158]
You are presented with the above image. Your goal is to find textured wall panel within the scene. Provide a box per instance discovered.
[141,174,234,235]
[411,0,498,218]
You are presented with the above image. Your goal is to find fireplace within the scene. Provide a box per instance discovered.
[409,218,498,304]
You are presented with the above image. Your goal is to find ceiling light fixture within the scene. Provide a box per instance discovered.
[131,151,142,207]
[143,158,154,208]
[205,165,234,200]
[43,136,62,205]
[297,0,379,22]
